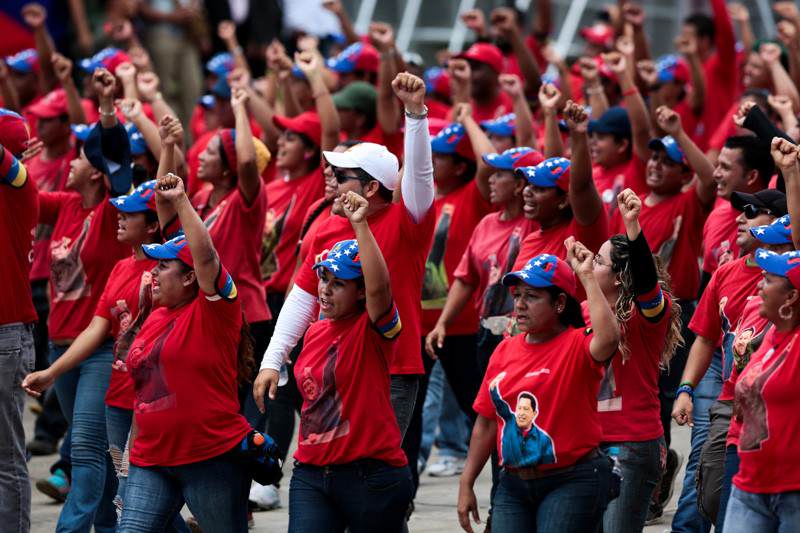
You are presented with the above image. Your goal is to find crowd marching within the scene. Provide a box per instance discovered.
[3,0,800,532]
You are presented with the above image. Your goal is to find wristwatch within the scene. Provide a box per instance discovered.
[404,105,428,120]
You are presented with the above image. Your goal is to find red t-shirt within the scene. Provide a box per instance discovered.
[733,328,800,493]
[298,198,333,266]
[192,186,271,323]
[702,198,739,275]
[128,285,251,467]
[453,212,538,322]
[473,328,604,469]
[27,146,75,281]
[720,295,770,404]
[40,192,131,341]
[592,157,647,213]
[614,189,708,301]
[352,125,404,160]
[503,36,547,77]
[295,203,436,375]
[262,168,325,294]
[294,308,406,466]
[94,256,157,410]
[689,255,761,347]
[422,181,493,335]
[674,100,701,148]
[708,102,740,153]
[0,163,38,326]
[446,92,515,124]
[513,213,609,271]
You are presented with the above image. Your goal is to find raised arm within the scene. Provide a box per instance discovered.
[230,88,261,206]
[295,51,340,151]
[22,3,57,94]
[218,20,250,74]
[563,100,603,226]
[0,61,20,112]
[677,35,706,117]
[768,95,799,139]
[729,3,755,54]
[94,69,119,130]
[605,51,651,161]
[136,71,181,126]
[323,0,360,45]
[711,0,737,70]
[538,83,564,158]
[370,22,402,136]
[51,53,86,125]
[448,59,472,106]
[152,115,185,235]
[655,105,716,209]
[761,43,800,112]
[740,100,794,144]
[777,21,800,94]
[772,138,800,250]
[455,103,494,201]
[500,74,536,148]
[491,7,541,95]
[579,57,609,119]
[623,4,651,63]
[393,72,434,223]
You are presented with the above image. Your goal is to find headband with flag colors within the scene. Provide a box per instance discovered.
[502,253,577,298]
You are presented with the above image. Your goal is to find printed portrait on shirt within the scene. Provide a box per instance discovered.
[422,203,454,309]
[481,226,524,327]
[113,270,154,363]
[655,215,682,267]
[597,364,621,412]
[260,197,293,281]
[50,213,92,302]
[489,372,556,468]
[299,341,350,445]
[130,323,177,413]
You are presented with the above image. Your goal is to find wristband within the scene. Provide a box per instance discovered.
[622,87,639,98]
[98,106,116,118]
[676,384,694,400]
[404,105,428,120]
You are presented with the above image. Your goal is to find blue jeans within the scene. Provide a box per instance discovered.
[419,361,469,465]
[50,341,117,533]
[601,437,665,533]
[0,323,34,533]
[289,459,414,533]
[672,349,722,533]
[723,487,800,533]
[120,455,250,533]
[717,444,740,531]
[492,454,613,532]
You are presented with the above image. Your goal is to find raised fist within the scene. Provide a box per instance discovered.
[563,100,589,133]
[21,3,47,29]
[655,105,683,135]
[368,22,395,53]
[392,72,426,113]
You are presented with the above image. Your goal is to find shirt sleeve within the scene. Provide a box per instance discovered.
[37,191,67,225]
[400,115,435,224]
[689,268,721,342]
[710,0,737,79]
[743,105,794,145]
[453,226,481,286]
[94,261,123,320]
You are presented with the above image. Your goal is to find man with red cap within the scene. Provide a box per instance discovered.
[449,42,514,123]
[0,107,38,533]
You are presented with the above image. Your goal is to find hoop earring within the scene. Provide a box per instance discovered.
[779,302,794,321]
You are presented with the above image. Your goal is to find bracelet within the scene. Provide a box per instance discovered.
[679,380,695,388]
[676,384,694,400]
[97,106,116,118]
[622,87,639,97]
[404,105,428,120]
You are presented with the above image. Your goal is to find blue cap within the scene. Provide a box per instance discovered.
[71,123,93,142]
[199,94,216,109]
[327,32,347,45]
[502,253,577,298]
[750,215,792,245]
[206,52,234,77]
[648,135,687,165]
[754,248,800,288]
[431,123,466,155]
[5,48,38,74]
[211,77,231,99]
[124,122,147,156]
[313,239,363,279]
[656,54,690,84]
[515,157,571,191]
[326,42,378,74]
[588,107,631,138]
[480,113,516,137]
[482,147,544,171]
[110,180,156,212]
[78,47,127,73]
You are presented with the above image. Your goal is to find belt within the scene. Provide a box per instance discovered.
[504,448,603,480]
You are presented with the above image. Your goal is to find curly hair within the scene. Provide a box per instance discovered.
[608,234,684,368]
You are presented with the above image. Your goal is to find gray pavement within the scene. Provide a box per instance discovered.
[26,399,690,532]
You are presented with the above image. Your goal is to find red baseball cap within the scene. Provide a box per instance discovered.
[0,109,31,157]
[580,23,615,49]
[456,43,504,74]
[273,111,322,147]
[27,89,69,119]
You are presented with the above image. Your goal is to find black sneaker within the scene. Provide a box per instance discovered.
[26,438,57,456]
[658,449,683,508]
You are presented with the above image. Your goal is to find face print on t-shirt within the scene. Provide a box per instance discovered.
[480,226,524,326]
[261,198,294,281]
[299,341,350,446]
[50,213,92,302]
[130,322,177,413]
[489,371,556,468]
[422,203,454,309]
[655,215,682,268]
[113,270,154,363]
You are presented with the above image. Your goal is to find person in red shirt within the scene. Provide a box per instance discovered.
[288,190,411,532]
[423,67,452,120]
[0,108,38,533]
[331,80,403,157]
[120,173,254,532]
[326,41,380,89]
[594,189,683,533]
[723,248,800,531]
[458,243,620,533]
[449,43,514,123]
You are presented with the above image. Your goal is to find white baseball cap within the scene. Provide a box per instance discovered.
[323,142,400,191]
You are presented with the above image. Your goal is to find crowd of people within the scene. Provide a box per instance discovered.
[3,0,800,532]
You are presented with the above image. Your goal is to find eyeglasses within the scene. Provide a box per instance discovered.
[742,204,772,219]
[333,168,371,185]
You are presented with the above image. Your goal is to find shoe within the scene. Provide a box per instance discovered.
[35,469,70,503]
[427,456,465,477]
[645,504,663,525]
[248,482,281,511]
[646,448,683,524]
[26,438,57,456]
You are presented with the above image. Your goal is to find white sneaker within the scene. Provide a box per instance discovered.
[427,457,465,477]
[249,482,281,511]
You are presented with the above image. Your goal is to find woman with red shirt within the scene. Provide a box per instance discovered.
[288,191,412,532]
[458,243,620,533]
[120,173,255,532]
[722,248,800,532]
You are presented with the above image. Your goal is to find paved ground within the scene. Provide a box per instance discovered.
[26,399,690,532]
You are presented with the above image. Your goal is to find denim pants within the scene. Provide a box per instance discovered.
[723,487,800,533]
[288,459,414,533]
[697,399,732,524]
[419,360,469,465]
[50,341,117,533]
[717,444,740,532]
[120,454,250,533]
[601,438,665,533]
[0,323,34,533]
[492,454,613,533]
[671,348,723,533]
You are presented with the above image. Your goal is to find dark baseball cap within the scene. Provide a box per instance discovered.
[588,107,631,139]
[730,189,788,217]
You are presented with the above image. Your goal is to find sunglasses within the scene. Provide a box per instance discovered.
[333,168,371,185]
[742,204,772,219]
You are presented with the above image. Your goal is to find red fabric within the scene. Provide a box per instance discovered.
[298,197,333,266]
[733,328,800,493]
[720,295,769,404]
[673,99,701,147]
[186,130,215,197]
[192,186,271,323]
[262,168,325,294]
[612,189,708,301]
[470,92,514,124]
[95,256,156,409]
[295,203,435,374]
[354,125,404,160]
[422,181,493,335]
[592,157,647,212]
[128,293,251,467]
[426,98,451,120]
[473,328,604,469]
[27,146,75,281]
[702,198,739,275]
[453,212,538,319]
[0,166,38,325]
[190,104,206,142]
[81,98,100,124]
[294,310,406,466]
[513,213,609,271]
[688,255,761,346]
[707,102,739,153]
[40,192,130,340]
